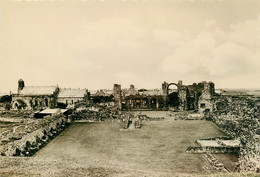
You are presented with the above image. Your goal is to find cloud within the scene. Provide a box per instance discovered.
[210,43,259,76]
[228,20,260,49]
[160,19,260,86]
[114,72,143,88]
[205,19,217,29]
[161,31,217,74]
[153,29,186,46]
[80,17,146,49]
[1,2,260,92]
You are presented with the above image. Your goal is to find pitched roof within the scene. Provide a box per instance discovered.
[140,89,164,96]
[39,108,68,114]
[58,88,87,98]
[89,90,97,96]
[94,89,113,96]
[122,88,138,96]
[103,89,113,96]
[19,86,57,96]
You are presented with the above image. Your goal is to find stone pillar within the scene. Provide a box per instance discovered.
[113,84,122,110]
[178,86,188,111]
[162,81,168,95]
[156,98,159,109]
[141,99,145,108]
[148,97,151,109]
[133,99,136,109]
[162,82,169,108]
[178,80,183,87]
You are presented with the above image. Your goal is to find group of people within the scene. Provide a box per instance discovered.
[122,113,142,129]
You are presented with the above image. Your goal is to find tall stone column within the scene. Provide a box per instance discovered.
[162,81,169,108]
[148,97,151,109]
[113,84,122,110]
[178,86,188,111]
[156,98,159,109]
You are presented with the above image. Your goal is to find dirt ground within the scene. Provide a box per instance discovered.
[0,112,248,177]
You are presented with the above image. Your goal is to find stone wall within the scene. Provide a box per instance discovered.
[58,97,84,107]
[113,84,122,110]
[198,99,214,112]
[12,95,56,110]
[186,146,240,154]
[178,86,188,111]
[0,114,67,156]
[206,95,260,172]
[114,81,215,111]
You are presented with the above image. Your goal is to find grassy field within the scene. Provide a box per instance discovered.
[35,120,228,171]
[0,117,240,176]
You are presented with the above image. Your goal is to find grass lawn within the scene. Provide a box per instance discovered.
[33,119,235,174]
[0,114,241,176]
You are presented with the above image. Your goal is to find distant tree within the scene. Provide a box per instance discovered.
[57,102,67,109]
[5,103,11,110]
[0,95,12,103]
[91,95,114,103]
[17,99,27,109]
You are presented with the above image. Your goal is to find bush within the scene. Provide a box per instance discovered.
[0,95,12,103]
[57,102,67,109]
[5,103,11,110]
[17,99,27,109]
[91,95,114,103]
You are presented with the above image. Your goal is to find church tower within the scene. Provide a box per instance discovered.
[18,79,25,93]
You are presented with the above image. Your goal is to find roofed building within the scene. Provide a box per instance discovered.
[34,108,68,118]
[12,79,59,110]
[94,89,113,97]
[12,79,90,110]
[57,88,89,107]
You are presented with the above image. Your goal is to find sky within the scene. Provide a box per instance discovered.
[0,0,260,93]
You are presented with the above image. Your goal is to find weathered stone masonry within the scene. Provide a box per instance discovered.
[114,80,215,112]
[0,114,67,156]
[11,79,89,110]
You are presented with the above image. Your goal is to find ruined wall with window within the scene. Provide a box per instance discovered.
[0,114,67,156]
[12,95,57,110]
[124,95,166,110]
[114,81,215,111]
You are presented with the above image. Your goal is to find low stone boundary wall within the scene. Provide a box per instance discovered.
[203,153,229,172]
[186,146,240,154]
[0,114,68,156]
[138,114,165,121]
[187,113,204,120]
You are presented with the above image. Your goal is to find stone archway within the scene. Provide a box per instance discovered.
[167,83,179,95]
[13,101,19,110]
[167,83,179,109]
[45,98,49,107]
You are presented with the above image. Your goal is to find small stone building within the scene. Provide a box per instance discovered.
[12,79,89,110]
[12,79,59,110]
[57,88,89,107]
